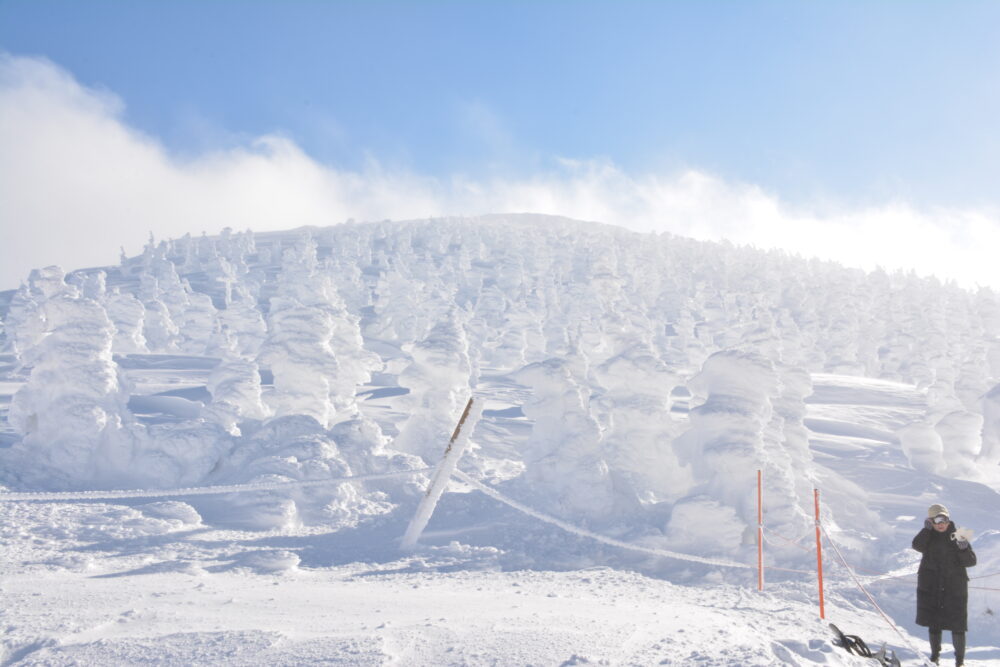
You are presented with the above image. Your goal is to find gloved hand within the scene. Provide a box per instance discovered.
[952,527,974,549]
[924,518,934,530]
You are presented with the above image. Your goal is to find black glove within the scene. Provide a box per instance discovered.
[924,518,934,530]
[956,539,970,550]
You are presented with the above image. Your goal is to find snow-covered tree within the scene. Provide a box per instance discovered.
[670,350,809,555]
[7,267,137,487]
[391,310,474,462]
[257,234,344,429]
[513,358,615,524]
[594,344,689,509]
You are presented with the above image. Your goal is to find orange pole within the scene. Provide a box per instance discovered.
[757,469,764,591]
[814,488,826,619]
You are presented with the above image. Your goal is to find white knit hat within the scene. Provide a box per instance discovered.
[927,503,949,519]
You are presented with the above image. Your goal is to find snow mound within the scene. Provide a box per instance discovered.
[237,549,301,573]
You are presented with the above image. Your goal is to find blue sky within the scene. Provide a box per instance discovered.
[5,0,1000,205]
[2,1,1000,287]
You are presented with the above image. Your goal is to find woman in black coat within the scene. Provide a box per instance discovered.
[912,503,976,666]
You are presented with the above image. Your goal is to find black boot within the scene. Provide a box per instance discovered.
[929,628,942,664]
[953,631,966,666]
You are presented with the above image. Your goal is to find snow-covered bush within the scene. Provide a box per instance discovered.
[198,414,416,530]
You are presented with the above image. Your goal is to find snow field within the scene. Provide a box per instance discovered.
[0,526,873,667]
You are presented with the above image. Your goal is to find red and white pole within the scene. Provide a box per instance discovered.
[814,488,826,619]
[757,469,764,591]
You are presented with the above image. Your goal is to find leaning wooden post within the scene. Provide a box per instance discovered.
[400,397,482,549]
[757,469,764,591]
[814,488,826,619]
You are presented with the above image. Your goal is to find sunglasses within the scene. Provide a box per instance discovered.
[933,516,949,525]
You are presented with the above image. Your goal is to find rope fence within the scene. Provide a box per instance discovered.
[0,468,433,502]
[452,469,754,570]
[762,526,817,554]
[762,526,1000,590]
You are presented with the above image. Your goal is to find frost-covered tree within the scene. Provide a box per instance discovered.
[980,383,1000,468]
[773,364,817,510]
[368,263,427,344]
[392,310,474,462]
[104,287,148,354]
[593,344,689,509]
[320,259,381,416]
[217,286,267,358]
[204,332,270,436]
[7,267,137,487]
[2,280,46,356]
[899,421,946,474]
[670,350,809,555]
[257,234,344,429]
[176,287,219,355]
[137,268,180,352]
[936,410,983,480]
[513,358,615,524]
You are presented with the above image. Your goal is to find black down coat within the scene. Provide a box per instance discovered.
[912,522,977,631]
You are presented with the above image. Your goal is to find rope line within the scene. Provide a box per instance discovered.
[819,522,929,663]
[824,546,1000,585]
[857,577,1000,592]
[763,565,815,575]
[971,570,1000,580]
[0,468,433,502]
[824,559,919,585]
[762,528,815,554]
[452,469,754,570]
[762,520,1000,583]
[759,524,1000,593]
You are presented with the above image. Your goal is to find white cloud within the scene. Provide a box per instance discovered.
[1,53,998,291]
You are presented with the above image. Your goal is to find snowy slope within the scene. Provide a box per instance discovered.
[2,215,1000,665]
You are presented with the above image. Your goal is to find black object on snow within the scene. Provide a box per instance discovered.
[829,623,901,666]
